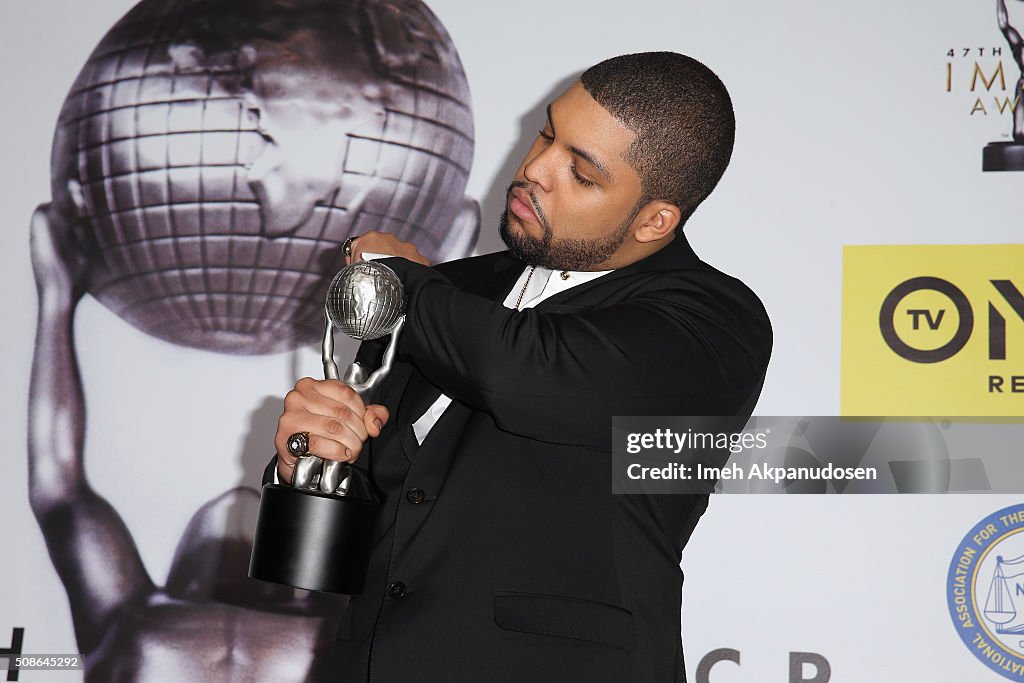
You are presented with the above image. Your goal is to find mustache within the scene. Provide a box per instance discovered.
[505,181,550,230]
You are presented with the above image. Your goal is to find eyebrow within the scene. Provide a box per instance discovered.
[546,103,614,182]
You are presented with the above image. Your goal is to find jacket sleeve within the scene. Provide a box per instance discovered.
[383,257,772,451]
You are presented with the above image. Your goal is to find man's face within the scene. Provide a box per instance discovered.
[500,82,645,271]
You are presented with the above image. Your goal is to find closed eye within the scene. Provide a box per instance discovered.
[539,129,595,187]
[570,162,595,187]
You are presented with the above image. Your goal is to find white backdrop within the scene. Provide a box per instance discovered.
[1,1,1021,681]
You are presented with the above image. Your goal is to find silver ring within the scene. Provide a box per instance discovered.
[342,236,357,257]
[287,431,310,457]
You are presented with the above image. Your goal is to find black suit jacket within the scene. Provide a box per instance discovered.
[267,235,771,682]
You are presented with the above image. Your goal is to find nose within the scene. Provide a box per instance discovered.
[522,141,556,193]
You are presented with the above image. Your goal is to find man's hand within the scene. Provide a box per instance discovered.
[345,230,430,266]
[274,378,390,484]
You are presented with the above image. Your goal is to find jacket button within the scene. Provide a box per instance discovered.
[388,581,407,599]
[406,488,426,504]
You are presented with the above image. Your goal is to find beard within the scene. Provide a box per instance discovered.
[498,182,635,271]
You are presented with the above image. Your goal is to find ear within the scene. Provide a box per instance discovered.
[632,200,681,243]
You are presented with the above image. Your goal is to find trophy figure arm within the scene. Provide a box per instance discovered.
[322,312,341,381]
[998,0,1024,61]
[996,0,1024,139]
[383,259,771,451]
[311,316,389,490]
[1016,76,1024,140]
[351,317,404,403]
[28,205,155,655]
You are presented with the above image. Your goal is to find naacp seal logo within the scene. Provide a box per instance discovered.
[948,505,1024,679]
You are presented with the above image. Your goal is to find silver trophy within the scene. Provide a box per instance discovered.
[294,262,406,494]
[250,261,405,594]
[985,0,1024,171]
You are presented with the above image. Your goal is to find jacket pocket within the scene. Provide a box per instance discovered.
[493,591,636,651]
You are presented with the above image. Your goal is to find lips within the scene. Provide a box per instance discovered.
[508,189,540,226]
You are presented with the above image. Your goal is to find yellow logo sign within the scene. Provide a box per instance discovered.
[842,245,1024,415]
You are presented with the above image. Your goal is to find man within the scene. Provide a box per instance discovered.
[269,52,772,682]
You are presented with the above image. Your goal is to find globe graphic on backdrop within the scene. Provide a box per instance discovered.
[48,0,476,354]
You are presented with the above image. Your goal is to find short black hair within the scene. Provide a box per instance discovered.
[580,52,735,227]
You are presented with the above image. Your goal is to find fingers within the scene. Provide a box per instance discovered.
[283,413,364,460]
[302,378,369,440]
[276,378,364,463]
[344,230,431,266]
[344,236,356,266]
[275,379,391,470]
[364,404,390,438]
[276,454,295,485]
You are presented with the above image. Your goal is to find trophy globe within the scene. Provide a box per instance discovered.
[326,262,406,341]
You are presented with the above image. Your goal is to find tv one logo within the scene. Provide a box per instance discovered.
[880,276,1024,392]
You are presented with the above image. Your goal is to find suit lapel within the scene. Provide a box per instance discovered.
[395,368,443,463]
[467,253,524,301]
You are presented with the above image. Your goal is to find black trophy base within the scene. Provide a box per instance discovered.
[983,142,1024,171]
[249,484,377,594]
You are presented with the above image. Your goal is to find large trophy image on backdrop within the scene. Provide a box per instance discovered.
[985,0,1024,171]
[27,0,476,679]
